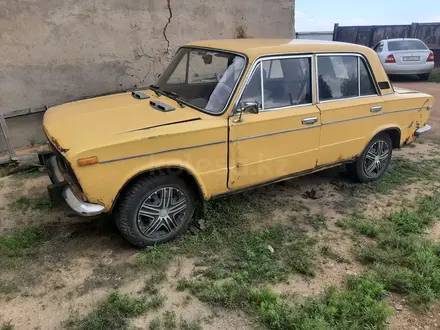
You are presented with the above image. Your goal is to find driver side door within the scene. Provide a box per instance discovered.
[228,55,321,189]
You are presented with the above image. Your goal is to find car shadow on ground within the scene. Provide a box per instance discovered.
[389,74,424,82]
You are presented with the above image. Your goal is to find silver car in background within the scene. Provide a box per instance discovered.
[373,38,435,80]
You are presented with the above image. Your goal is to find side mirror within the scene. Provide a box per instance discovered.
[240,101,259,114]
[233,101,260,123]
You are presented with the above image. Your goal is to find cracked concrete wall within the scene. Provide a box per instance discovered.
[0,0,293,113]
[0,0,293,150]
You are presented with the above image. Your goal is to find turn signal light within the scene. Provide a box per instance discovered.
[385,54,396,63]
[78,156,99,166]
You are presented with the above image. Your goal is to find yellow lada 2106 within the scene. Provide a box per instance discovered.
[41,39,434,247]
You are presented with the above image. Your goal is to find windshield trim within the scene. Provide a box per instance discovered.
[159,46,249,116]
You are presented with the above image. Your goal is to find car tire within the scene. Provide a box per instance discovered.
[115,175,195,248]
[419,73,430,81]
[346,134,393,183]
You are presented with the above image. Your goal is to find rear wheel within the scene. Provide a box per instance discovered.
[347,134,392,183]
[419,73,430,81]
[115,175,195,248]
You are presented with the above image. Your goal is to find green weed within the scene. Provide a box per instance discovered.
[340,192,440,308]
[0,226,47,258]
[428,70,440,83]
[9,196,53,212]
[65,291,147,330]
[347,158,440,195]
[0,322,13,330]
[179,275,391,330]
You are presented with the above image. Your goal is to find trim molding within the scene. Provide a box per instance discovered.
[101,105,427,164]
[230,125,319,142]
[100,140,227,164]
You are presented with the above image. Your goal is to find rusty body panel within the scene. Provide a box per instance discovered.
[43,39,434,213]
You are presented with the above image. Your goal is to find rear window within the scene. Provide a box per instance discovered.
[388,40,428,51]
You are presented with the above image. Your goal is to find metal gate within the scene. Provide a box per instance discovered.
[333,22,440,67]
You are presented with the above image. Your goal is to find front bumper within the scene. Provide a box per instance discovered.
[39,153,104,216]
[415,124,432,136]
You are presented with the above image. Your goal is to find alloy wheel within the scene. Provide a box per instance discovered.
[363,140,390,178]
[137,187,187,238]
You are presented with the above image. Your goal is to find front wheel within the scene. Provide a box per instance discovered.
[115,175,195,248]
[347,134,393,183]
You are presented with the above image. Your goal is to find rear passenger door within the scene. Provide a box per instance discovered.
[316,54,383,165]
[228,55,321,189]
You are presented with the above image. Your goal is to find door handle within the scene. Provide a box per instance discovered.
[370,106,383,113]
[302,117,318,125]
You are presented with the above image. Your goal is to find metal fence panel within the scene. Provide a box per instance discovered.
[333,22,440,67]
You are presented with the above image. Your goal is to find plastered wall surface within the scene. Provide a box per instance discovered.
[0,0,293,115]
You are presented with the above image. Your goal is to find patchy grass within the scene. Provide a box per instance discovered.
[137,194,317,285]
[0,322,13,330]
[9,195,53,212]
[142,272,167,295]
[321,245,350,264]
[65,291,147,330]
[146,293,166,310]
[0,226,47,258]
[178,274,391,329]
[149,318,161,330]
[148,314,201,330]
[345,157,440,195]
[163,311,177,329]
[428,70,440,83]
[0,280,18,295]
[339,192,440,308]
[308,214,327,231]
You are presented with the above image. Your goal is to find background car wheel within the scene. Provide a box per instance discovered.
[347,134,393,183]
[115,175,195,248]
[419,73,430,81]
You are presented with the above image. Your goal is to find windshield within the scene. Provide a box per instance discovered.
[156,47,246,115]
[388,40,428,51]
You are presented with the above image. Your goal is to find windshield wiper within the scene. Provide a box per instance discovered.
[162,90,186,108]
[149,85,162,97]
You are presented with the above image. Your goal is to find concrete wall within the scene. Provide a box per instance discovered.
[0,0,293,116]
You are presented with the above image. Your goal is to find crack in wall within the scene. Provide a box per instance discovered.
[163,0,172,53]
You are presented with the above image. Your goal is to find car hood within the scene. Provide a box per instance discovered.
[43,90,202,154]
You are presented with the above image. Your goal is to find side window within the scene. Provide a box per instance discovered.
[240,63,262,107]
[360,59,377,96]
[374,43,383,53]
[318,56,359,101]
[263,60,284,79]
[262,57,312,109]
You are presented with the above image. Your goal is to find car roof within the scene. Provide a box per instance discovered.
[186,39,371,59]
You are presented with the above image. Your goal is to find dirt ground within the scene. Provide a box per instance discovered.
[0,80,440,330]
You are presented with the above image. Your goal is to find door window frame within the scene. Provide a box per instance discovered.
[315,53,380,104]
[233,54,315,114]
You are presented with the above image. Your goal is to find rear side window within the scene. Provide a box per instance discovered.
[318,56,358,101]
[318,55,377,101]
[360,59,376,96]
[388,40,428,51]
